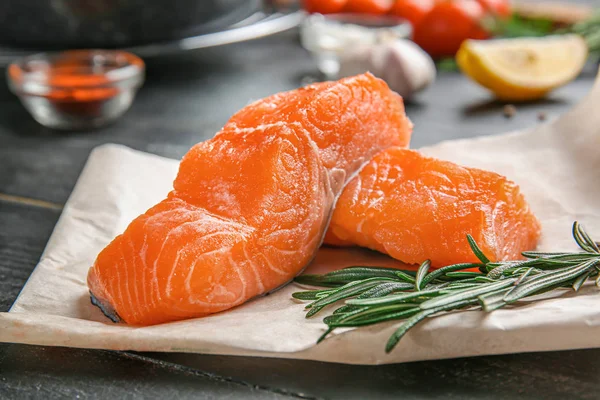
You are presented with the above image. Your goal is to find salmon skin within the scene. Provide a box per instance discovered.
[87,73,413,325]
[325,148,541,267]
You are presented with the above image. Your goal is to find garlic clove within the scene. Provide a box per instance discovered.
[372,39,436,98]
[337,39,436,99]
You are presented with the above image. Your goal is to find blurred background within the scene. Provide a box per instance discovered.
[1,0,600,133]
[1,0,600,132]
[0,0,599,152]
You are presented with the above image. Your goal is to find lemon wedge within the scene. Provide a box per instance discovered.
[456,34,588,101]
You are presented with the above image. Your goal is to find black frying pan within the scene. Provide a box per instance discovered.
[0,0,261,49]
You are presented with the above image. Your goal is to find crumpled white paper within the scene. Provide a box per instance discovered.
[2,73,600,365]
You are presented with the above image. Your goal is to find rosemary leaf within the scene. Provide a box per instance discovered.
[514,267,536,286]
[447,271,486,279]
[347,289,442,307]
[573,222,597,253]
[415,260,431,291]
[521,252,598,262]
[573,270,593,292]
[501,267,537,299]
[420,263,483,287]
[304,280,366,308]
[323,307,370,325]
[521,251,561,259]
[575,222,600,253]
[487,261,525,279]
[334,303,419,325]
[357,282,414,299]
[479,289,509,312]
[385,299,479,353]
[503,259,600,303]
[306,277,397,317]
[293,275,343,287]
[444,281,484,289]
[420,279,517,310]
[467,234,491,264]
[486,257,569,279]
[322,266,413,280]
[292,288,336,300]
[395,270,417,284]
[484,262,505,271]
[333,304,362,314]
[480,299,506,312]
[317,328,334,344]
[296,266,413,286]
[305,305,326,318]
[328,307,420,328]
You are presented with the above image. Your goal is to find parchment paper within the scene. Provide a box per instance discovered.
[2,74,600,365]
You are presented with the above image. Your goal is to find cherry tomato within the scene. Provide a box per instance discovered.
[390,0,435,29]
[477,0,511,18]
[303,0,348,14]
[343,0,395,15]
[413,0,488,58]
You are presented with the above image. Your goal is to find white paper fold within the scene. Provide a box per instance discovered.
[2,74,600,365]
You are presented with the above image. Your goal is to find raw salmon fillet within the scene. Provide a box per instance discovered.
[324,148,541,267]
[87,73,413,325]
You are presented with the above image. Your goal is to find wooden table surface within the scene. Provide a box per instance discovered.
[2,28,600,399]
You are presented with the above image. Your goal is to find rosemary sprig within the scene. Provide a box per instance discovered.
[567,13,600,54]
[487,12,600,54]
[293,221,600,353]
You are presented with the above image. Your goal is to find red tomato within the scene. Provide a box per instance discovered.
[477,0,511,18]
[344,0,395,15]
[390,0,435,28]
[303,0,348,14]
[413,0,488,58]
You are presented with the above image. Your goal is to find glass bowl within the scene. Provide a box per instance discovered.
[7,50,145,130]
[300,13,412,77]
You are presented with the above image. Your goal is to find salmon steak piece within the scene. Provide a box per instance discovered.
[87,73,413,325]
[324,148,541,267]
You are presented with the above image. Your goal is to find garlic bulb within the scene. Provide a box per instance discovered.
[338,39,436,99]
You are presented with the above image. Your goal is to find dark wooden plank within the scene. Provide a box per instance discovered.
[0,201,60,312]
[0,344,301,400]
[151,349,600,400]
